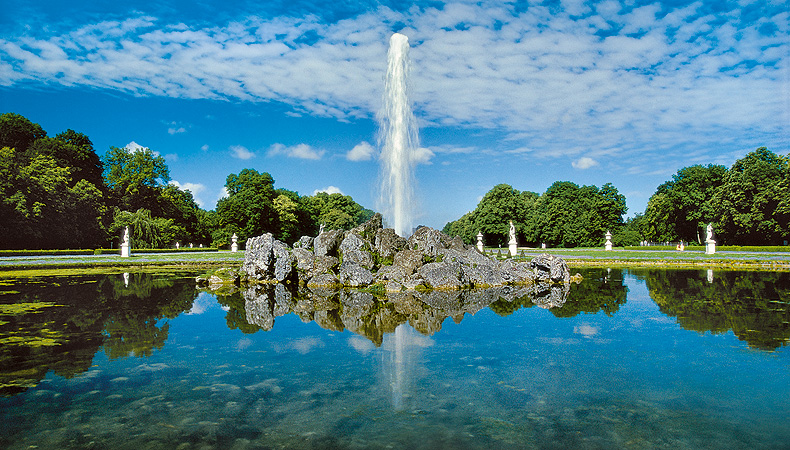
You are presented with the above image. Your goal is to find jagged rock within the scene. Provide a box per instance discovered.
[374,228,407,260]
[338,260,374,287]
[307,273,340,287]
[243,234,283,281]
[272,240,295,282]
[314,255,339,276]
[419,261,463,289]
[531,253,570,283]
[294,236,314,250]
[293,248,315,276]
[408,227,450,256]
[314,229,344,257]
[339,233,375,269]
[349,213,382,244]
[392,249,424,275]
[238,221,571,290]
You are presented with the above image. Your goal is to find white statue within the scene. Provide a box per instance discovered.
[705,223,716,254]
[508,221,517,256]
[121,226,131,257]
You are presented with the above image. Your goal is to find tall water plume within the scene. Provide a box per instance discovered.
[378,33,419,237]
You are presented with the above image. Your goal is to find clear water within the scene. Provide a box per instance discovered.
[1,268,788,450]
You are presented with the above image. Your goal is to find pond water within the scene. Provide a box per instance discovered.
[0,268,788,450]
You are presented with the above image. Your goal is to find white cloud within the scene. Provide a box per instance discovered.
[168,126,186,135]
[312,185,344,195]
[230,145,255,160]
[412,146,435,165]
[170,180,208,207]
[200,144,209,151]
[268,143,325,160]
[124,141,145,152]
[0,1,786,172]
[164,153,178,162]
[572,157,599,169]
[346,141,375,161]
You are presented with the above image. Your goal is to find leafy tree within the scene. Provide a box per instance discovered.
[158,184,201,244]
[215,169,279,242]
[535,181,626,248]
[472,184,538,247]
[712,147,789,245]
[110,209,178,249]
[643,164,727,243]
[0,112,46,152]
[103,145,170,212]
[613,214,647,246]
[0,148,106,249]
[301,192,374,234]
[26,131,105,189]
[443,211,476,245]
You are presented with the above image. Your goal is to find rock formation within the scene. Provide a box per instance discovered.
[232,213,571,291]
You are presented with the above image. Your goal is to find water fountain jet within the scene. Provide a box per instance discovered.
[378,32,419,237]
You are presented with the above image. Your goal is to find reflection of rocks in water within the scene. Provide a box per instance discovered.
[529,282,570,309]
[238,282,576,345]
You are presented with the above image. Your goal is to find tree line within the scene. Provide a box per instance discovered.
[444,146,789,247]
[443,182,627,248]
[2,112,786,250]
[0,113,373,249]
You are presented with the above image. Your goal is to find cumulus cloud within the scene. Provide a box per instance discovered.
[268,143,324,160]
[170,180,208,207]
[346,141,375,161]
[200,144,209,151]
[230,145,255,160]
[312,185,344,195]
[572,157,599,169]
[0,1,786,170]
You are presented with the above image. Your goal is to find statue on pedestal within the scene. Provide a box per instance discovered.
[121,226,131,257]
[705,223,716,254]
[508,221,517,256]
[231,233,239,252]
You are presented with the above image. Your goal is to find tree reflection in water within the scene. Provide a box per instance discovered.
[0,272,198,396]
[639,269,790,350]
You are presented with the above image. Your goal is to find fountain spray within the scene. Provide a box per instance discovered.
[378,32,419,237]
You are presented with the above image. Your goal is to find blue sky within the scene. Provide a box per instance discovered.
[1,0,787,229]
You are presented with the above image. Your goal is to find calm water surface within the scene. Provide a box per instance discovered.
[0,268,788,449]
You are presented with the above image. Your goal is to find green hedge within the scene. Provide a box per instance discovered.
[93,248,219,255]
[1,248,219,256]
[623,245,790,252]
[0,249,95,257]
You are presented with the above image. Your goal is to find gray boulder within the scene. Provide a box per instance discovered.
[314,229,344,257]
[338,260,374,287]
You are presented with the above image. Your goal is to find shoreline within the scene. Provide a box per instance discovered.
[1,248,789,275]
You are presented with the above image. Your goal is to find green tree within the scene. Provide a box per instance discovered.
[26,131,105,189]
[712,147,789,245]
[462,184,539,247]
[0,112,46,152]
[103,145,170,212]
[535,181,626,248]
[0,148,107,248]
[643,164,727,244]
[110,209,177,249]
[302,192,373,234]
[215,169,279,242]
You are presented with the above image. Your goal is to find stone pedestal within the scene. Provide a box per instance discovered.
[604,230,613,251]
[508,239,517,257]
[476,231,484,253]
[231,233,239,252]
[121,243,130,258]
[705,239,716,255]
